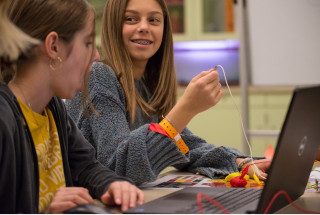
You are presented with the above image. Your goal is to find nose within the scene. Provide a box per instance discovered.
[137,19,149,33]
[92,48,100,62]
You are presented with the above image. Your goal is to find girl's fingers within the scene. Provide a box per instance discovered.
[47,201,77,213]
[198,70,220,85]
[101,181,144,212]
[54,187,94,204]
[193,69,215,81]
[137,188,145,205]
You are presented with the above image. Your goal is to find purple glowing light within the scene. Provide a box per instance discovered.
[173,40,239,51]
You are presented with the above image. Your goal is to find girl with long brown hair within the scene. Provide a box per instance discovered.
[66,0,270,185]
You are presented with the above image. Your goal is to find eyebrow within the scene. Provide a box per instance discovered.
[87,31,96,39]
[125,10,163,16]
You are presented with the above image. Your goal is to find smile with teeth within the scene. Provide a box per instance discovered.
[132,40,152,45]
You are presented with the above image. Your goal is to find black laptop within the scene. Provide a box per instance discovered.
[126,85,320,214]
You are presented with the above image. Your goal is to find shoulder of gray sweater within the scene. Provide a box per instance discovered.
[89,62,126,100]
[90,62,119,89]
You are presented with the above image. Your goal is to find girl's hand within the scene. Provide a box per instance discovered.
[101,181,144,212]
[250,159,271,179]
[238,158,271,180]
[181,68,223,116]
[46,187,94,213]
[166,68,223,133]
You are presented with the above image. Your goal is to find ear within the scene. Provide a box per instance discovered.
[41,32,60,59]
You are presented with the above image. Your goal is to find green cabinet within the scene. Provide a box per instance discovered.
[249,92,292,156]
[165,0,238,42]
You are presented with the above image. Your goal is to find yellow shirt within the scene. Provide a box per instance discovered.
[18,99,66,212]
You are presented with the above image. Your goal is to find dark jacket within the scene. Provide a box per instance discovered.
[0,81,132,213]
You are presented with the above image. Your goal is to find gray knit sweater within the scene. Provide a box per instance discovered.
[65,62,246,185]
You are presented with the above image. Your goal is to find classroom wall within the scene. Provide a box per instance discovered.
[179,87,292,157]
[246,0,320,86]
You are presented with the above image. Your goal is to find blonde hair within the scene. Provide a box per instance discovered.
[0,0,39,82]
[101,0,177,122]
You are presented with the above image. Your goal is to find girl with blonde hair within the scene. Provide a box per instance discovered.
[0,0,143,213]
[0,0,39,80]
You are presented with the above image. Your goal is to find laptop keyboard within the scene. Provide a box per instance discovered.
[175,188,262,214]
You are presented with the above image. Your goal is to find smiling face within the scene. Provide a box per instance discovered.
[54,11,100,99]
[122,0,164,67]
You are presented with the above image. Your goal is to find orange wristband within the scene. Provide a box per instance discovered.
[159,118,189,155]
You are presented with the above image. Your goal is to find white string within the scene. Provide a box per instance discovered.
[215,65,266,180]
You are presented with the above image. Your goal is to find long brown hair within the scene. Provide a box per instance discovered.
[101,0,177,122]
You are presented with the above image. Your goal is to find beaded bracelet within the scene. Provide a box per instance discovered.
[237,158,253,171]
[159,118,189,155]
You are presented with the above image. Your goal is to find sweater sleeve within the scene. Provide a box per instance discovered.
[172,128,247,179]
[88,93,190,185]
[66,63,190,185]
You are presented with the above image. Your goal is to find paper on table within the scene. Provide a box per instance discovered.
[140,174,210,190]
[140,174,264,190]
[305,167,320,193]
